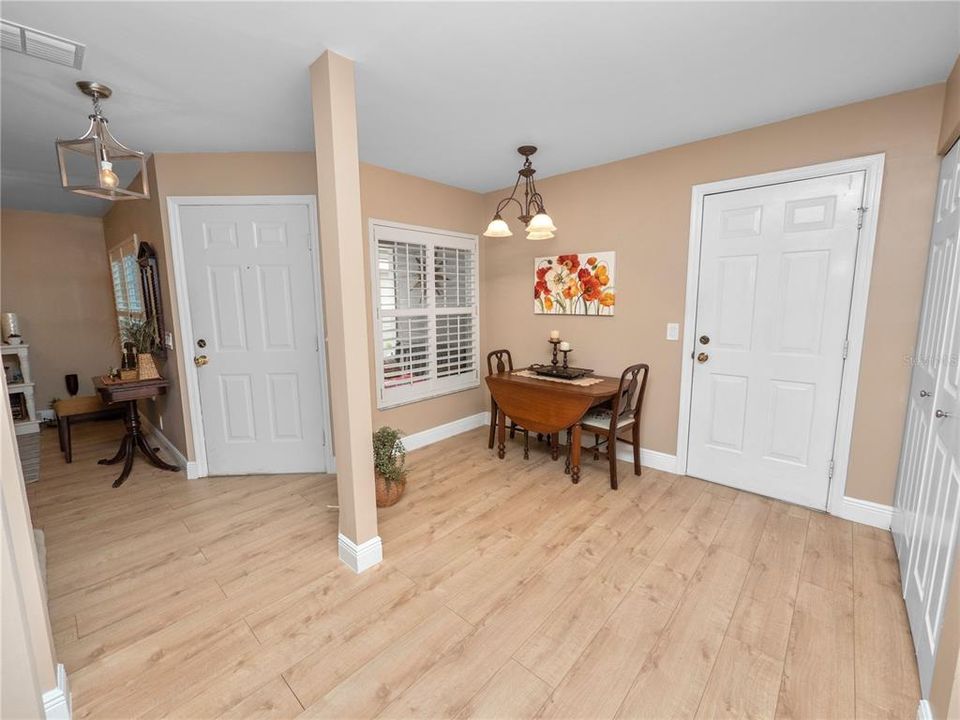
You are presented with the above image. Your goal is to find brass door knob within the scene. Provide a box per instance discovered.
[194,355,209,367]
[697,352,709,363]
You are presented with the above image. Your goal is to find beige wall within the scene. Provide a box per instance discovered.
[107,152,484,459]
[0,209,116,408]
[360,163,488,434]
[939,55,960,153]
[482,84,945,506]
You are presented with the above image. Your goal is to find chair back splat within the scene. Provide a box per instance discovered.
[486,349,514,376]
[612,363,649,422]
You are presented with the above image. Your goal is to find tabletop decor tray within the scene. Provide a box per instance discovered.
[528,364,593,380]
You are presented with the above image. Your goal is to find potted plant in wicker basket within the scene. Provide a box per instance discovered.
[373,426,407,507]
[119,317,161,380]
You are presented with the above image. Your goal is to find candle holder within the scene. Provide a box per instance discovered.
[561,349,571,369]
[549,338,561,368]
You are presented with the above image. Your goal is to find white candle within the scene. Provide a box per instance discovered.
[549,330,560,340]
[558,341,570,352]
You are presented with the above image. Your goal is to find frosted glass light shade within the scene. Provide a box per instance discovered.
[526,212,557,234]
[526,229,555,240]
[483,215,513,238]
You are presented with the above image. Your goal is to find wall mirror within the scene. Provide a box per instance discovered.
[108,235,166,357]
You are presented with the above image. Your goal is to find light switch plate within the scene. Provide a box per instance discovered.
[666,323,680,341]
[164,332,174,350]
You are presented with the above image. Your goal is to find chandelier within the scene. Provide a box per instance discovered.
[55,81,149,201]
[483,145,557,239]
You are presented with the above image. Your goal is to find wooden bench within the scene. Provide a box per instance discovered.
[54,395,123,463]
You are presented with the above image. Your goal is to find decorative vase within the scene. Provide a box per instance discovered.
[138,353,160,380]
[375,473,406,507]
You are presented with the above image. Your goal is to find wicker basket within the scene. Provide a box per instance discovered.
[138,352,161,380]
[375,474,406,507]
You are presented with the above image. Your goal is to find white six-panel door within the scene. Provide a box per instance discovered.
[893,140,960,695]
[179,202,330,476]
[686,172,865,509]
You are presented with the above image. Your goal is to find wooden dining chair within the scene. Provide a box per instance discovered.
[575,363,649,489]
[487,349,530,459]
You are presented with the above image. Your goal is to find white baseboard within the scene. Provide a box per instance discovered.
[830,495,894,530]
[139,414,194,477]
[402,412,679,475]
[613,443,678,474]
[402,411,489,452]
[338,533,383,573]
[916,699,933,720]
[43,664,71,719]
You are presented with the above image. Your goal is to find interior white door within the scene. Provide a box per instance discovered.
[686,172,865,509]
[179,202,329,475]
[893,139,960,695]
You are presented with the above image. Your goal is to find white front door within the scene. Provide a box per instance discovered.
[893,139,960,695]
[179,202,330,475]
[686,172,865,509]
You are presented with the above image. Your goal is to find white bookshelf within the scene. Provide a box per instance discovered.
[3,344,40,482]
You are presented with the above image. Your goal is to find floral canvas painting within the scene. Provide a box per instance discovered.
[534,252,616,315]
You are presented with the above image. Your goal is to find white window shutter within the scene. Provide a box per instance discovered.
[371,222,479,408]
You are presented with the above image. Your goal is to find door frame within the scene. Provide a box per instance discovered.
[167,195,334,479]
[675,154,886,517]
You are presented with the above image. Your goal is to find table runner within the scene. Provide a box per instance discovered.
[513,369,606,387]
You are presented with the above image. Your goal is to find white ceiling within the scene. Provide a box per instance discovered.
[1,2,958,217]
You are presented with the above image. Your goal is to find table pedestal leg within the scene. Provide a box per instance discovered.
[570,424,582,484]
[497,404,506,459]
[99,400,180,488]
[551,433,559,461]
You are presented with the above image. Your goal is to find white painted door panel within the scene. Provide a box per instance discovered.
[893,140,960,695]
[687,172,865,509]
[180,203,329,475]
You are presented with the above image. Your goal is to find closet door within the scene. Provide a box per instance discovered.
[893,139,960,695]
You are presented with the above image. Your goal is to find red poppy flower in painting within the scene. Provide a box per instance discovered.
[581,274,602,302]
[577,267,592,282]
[557,254,581,274]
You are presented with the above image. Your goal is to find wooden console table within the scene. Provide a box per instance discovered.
[93,376,180,487]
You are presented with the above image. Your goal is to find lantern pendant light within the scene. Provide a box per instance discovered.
[55,81,149,201]
[483,145,557,240]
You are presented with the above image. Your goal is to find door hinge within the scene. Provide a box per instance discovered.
[828,460,835,479]
[842,339,849,359]
[856,206,868,230]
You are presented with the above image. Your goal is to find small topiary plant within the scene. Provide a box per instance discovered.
[372,426,407,485]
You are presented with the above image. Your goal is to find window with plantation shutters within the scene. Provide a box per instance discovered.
[370,221,479,408]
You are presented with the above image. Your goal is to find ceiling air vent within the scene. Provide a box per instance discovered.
[1,20,84,69]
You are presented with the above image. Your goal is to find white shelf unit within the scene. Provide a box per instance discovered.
[3,343,40,481]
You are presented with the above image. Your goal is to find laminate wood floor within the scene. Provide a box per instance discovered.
[27,421,919,719]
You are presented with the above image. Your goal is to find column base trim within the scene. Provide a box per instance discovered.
[338,533,383,573]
